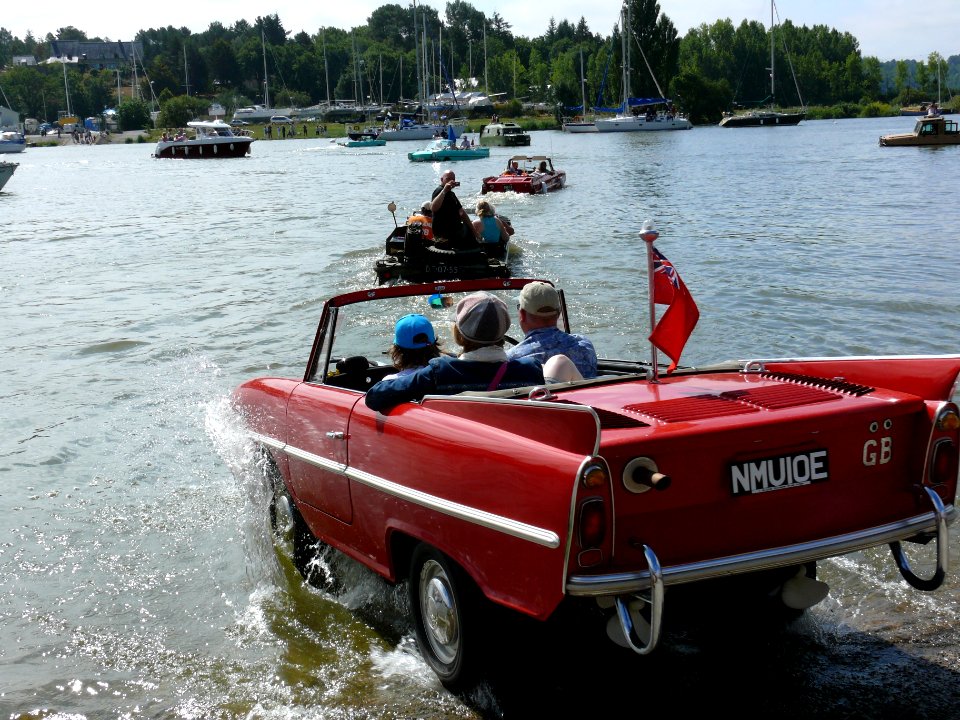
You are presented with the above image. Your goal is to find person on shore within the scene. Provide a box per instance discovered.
[365,292,543,411]
[381,314,443,381]
[507,281,598,379]
[472,200,511,245]
[430,170,479,247]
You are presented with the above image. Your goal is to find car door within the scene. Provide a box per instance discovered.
[284,382,360,524]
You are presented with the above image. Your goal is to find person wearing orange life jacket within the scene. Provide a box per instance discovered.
[405,201,434,241]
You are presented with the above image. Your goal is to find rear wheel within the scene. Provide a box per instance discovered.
[408,545,486,691]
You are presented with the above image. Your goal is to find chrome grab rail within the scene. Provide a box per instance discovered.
[889,486,949,591]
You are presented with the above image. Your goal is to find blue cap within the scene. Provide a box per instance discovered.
[394,314,436,349]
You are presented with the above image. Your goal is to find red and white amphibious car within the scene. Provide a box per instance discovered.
[233,277,959,690]
[481,155,567,194]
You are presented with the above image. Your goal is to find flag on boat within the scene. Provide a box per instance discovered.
[648,246,699,373]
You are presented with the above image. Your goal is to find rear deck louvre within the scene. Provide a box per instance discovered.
[624,395,759,422]
[623,381,849,423]
[758,371,875,396]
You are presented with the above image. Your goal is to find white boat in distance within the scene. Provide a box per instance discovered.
[232,104,295,123]
[562,51,598,133]
[379,117,467,141]
[0,131,26,153]
[562,119,598,133]
[595,3,692,132]
[595,108,692,132]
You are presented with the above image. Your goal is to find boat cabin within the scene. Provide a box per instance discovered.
[879,115,960,146]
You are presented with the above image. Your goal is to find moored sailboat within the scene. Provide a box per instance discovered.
[562,50,597,133]
[595,3,691,132]
[719,0,805,127]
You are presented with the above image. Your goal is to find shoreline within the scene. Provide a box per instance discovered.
[25,130,148,148]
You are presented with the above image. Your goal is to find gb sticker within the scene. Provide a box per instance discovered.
[863,419,893,466]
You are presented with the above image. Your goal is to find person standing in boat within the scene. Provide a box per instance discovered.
[430,170,479,248]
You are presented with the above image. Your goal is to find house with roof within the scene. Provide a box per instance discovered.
[48,41,143,70]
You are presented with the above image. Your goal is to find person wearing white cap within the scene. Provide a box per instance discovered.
[365,292,543,411]
[507,281,598,379]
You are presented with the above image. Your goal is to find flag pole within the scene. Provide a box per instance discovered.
[640,220,660,383]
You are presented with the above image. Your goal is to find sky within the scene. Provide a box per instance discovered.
[5,0,958,62]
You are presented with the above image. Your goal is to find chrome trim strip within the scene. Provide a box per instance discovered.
[347,466,560,548]
[249,432,560,549]
[741,353,960,363]
[250,431,284,451]
[565,505,957,596]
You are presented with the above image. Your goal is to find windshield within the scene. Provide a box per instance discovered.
[311,285,562,384]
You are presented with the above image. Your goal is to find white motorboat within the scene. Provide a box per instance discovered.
[153,121,254,159]
[0,131,26,154]
[379,117,467,141]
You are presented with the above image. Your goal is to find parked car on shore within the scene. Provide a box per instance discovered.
[270,115,294,124]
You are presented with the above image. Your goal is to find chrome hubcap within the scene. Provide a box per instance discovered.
[420,560,459,665]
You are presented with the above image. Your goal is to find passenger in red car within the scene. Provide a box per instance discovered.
[508,281,598,379]
[365,292,544,411]
[381,314,442,381]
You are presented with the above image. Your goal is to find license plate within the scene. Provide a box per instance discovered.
[729,449,829,496]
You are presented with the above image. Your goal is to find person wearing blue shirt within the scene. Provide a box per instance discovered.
[507,282,598,379]
[365,292,543,411]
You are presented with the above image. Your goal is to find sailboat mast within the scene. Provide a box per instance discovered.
[769,0,775,104]
[322,30,331,107]
[261,30,270,108]
[63,60,72,116]
[580,48,587,113]
[483,21,488,93]
[622,3,631,111]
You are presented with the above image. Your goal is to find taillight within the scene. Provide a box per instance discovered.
[930,438,958,487]
[578,498,606,549]
[936,407,960,432]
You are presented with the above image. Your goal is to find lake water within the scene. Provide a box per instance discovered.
[2,117,959,718]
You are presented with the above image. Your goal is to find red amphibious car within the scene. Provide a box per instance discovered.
[233,277,959,690]
[481,155,567,194]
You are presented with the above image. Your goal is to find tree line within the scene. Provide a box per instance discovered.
[0,0,956,128]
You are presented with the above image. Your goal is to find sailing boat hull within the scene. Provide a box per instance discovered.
[562,121,598,133]
[595,115,692,132]
[719,111,805,128]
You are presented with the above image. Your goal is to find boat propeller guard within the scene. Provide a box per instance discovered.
[613,545,663,655]
[889,486,950,591]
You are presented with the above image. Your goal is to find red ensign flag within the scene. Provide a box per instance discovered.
[648,246,699,373]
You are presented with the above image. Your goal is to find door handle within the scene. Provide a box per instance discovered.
[325,431,345,440]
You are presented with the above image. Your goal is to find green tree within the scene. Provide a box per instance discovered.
[894,60,909,95]
[157,94,207,127]
[672,68,730,123]
[117,97,151,130]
